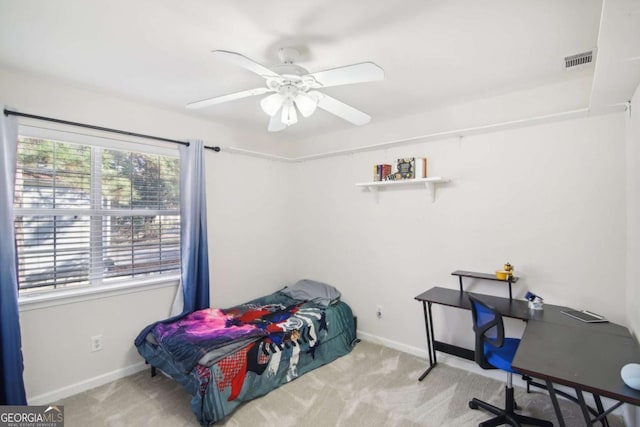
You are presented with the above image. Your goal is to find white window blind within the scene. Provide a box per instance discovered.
[13,136,181,293]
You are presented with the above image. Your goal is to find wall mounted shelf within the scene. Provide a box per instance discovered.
[355,177,450,203]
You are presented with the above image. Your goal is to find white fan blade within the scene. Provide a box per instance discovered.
[294,93,318,117]
[316,93,371,125]
[260,93,285,116]
[212,50,281,79]
[281,100,298,125]
[186,87,270,109]
[268,109,287,132]
[307,62,384,88]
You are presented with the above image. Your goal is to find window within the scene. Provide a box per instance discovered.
[13,132,181,295]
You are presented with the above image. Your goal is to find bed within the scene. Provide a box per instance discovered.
[134,280,357,426]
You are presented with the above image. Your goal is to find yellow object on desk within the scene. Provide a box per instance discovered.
[495,270,512,280]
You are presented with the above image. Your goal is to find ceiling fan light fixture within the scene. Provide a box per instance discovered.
[260,93,284,116]
[281,100,298,126]
[294,93,317,118]
[268,109,287,132]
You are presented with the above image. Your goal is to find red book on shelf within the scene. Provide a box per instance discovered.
[381,164,392,180]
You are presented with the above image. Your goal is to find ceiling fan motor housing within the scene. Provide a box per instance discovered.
[277,47,301,64]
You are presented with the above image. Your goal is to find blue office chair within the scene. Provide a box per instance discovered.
[468,294,553,427]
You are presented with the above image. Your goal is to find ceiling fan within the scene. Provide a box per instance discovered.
[186,48,384,132]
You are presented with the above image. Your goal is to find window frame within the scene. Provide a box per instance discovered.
[15,125,182,308]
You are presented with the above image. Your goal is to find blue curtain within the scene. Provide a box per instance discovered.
[172,139,210,315]
[0,107,27,405]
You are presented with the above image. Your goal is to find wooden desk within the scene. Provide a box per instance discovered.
[415,286,640,426]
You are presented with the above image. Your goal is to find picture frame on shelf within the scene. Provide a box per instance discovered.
[397,158,415,179]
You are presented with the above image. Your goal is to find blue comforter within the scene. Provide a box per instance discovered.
[135,291,357,425]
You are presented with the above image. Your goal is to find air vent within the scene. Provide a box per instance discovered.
[564,51,593,69]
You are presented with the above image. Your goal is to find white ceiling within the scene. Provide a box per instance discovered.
[0,0,637,142]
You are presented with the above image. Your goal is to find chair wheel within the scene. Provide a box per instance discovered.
[469,401,478,410]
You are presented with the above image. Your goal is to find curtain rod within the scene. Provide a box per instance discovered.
[3,109,221,152]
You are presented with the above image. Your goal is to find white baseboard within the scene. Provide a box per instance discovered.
[357,330,427,358]
[27,361,149,405]
[356,330,507,383]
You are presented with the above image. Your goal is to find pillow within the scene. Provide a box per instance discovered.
[279,279,341,307]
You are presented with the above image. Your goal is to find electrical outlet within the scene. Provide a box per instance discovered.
[376,305,383,319]
[91,335,103,352]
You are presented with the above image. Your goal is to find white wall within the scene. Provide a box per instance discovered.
[0,66,296,157]
[19,285,177,402]
[291,77,593,158]
[206,151,296,307]
[291,113,627,353]
[625,80,640,427]
[627,83,640,338]
[0,66,295,402]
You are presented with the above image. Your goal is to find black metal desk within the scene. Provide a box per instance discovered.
[512,318,640,426]
[415,286,640,426]
[414,286,531,380]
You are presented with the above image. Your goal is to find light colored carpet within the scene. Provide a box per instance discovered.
[56,340,623,426]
